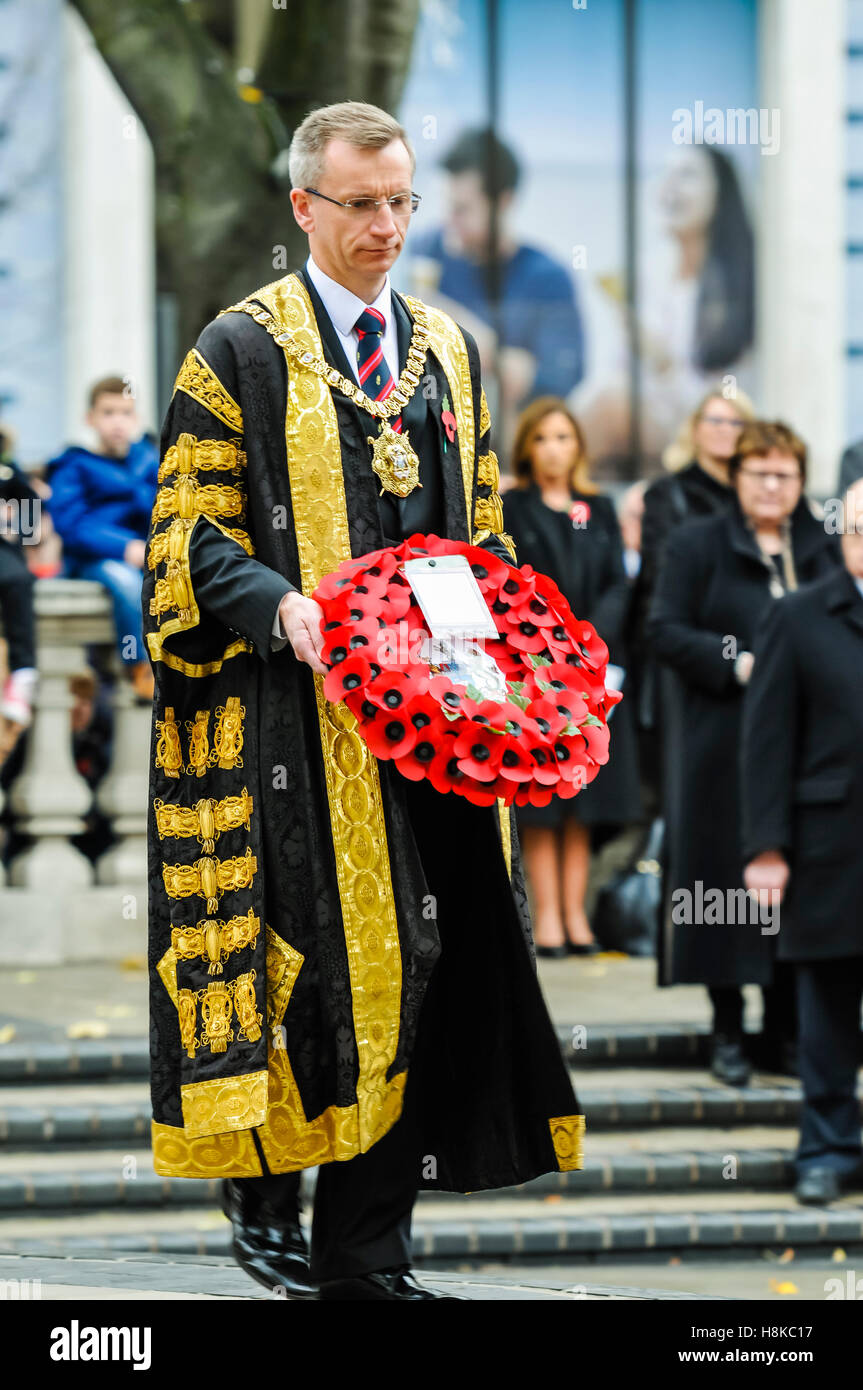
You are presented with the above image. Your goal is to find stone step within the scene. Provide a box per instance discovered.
[0,1132,809,1209]
[0,1024,777,1084]
[559,1023,863,1067]
[5,1026,857,1086]
[0,1066,825,1149]
[558,1023,711,1065]
[2,1190,863,1261]
[0,1039,151,1084]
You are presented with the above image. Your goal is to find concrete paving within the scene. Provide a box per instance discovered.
[0,1253,707,1300]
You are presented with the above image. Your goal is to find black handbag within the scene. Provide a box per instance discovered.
[592,818,664,957]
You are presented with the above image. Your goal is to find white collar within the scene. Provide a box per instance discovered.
[305,254,392,337]
[855,575,863,601]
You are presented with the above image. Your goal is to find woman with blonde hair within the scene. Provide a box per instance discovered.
[502,397,642,955]
[631,386,756,792]
[637,386,757,635]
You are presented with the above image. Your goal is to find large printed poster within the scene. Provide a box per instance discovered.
[395,0,760,480]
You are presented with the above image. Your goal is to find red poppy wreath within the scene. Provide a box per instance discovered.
[312,533,622,808]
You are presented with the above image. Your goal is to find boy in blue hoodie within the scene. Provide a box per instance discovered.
[47,376,158,700]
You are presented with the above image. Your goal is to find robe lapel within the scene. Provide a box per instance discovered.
[292,268,473,551]
[396,290,473,545]
[294,265,389,554]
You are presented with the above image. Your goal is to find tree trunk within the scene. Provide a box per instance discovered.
[70,0,420,360]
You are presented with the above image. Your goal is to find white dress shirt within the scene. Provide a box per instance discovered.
[856,575,863,601]
[269,254,399,647]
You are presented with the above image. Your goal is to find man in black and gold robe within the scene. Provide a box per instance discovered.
[143,100,583,1301]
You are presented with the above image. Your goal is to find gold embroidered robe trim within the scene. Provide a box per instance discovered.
[152,477,246,525]
[181,1069,268,1137]
[476,450,500,489]
[154,787,254,852]
[171,906,261,976]
[145,417,254,678]
[240,272,409,1157]
[254,930,405,1172]
[151,1121,262,1177]
[404,294,476,535]
[472,525,517,563]
[153,929,305,1170]
[479,387,491,437]
[145,509,254,677]
[474,491,505,534]
[498,803,513,877]
[154,707,183,778]
[212,697,245,769]
[179,698,246,776]
[549,1113,585,1171]
[161,846,257,914]
[174,349,244,432]
[149,517,253,569]
[158,432,245,484]
[155,943,270,1144]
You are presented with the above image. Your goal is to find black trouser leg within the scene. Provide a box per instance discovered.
[233,1167,301,1217]
[761,960,797,1044]
[796,957,863,1176]
[0,542,36,671]
[308,949,440,1282]
[708,985,744,1037]
[308,777,452,1283]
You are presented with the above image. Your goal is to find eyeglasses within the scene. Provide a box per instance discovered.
[303,188,421,218]
[738,467,802,484]
[699,415,747,428]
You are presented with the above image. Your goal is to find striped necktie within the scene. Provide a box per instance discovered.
[353,306,403,434]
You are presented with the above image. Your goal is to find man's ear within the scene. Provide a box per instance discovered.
[290,188,315,234]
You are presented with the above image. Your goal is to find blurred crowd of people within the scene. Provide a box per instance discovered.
[502,385,863,1206]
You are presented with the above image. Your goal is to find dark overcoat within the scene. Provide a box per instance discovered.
[741,565,863,961]
[647,495,840,986]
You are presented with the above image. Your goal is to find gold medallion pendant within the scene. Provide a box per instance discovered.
[367,423,423,498]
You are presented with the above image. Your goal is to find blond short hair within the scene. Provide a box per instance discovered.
[662,385,756,472]
[288,101,415,189]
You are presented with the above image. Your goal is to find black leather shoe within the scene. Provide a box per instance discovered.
[535,944,568,959]
[319,1267,465,1301]
[795,1167,842,1206]
[567,940,600,956]
[221,1178,317,1298]
[709,1033,752,1088]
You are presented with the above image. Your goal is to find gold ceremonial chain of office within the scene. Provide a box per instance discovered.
[234,297,431,421]
[225,296,431,497]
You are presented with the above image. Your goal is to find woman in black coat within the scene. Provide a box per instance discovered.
[502,397,642,957]
[648,421,840,1086]
[631,388,755,808]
